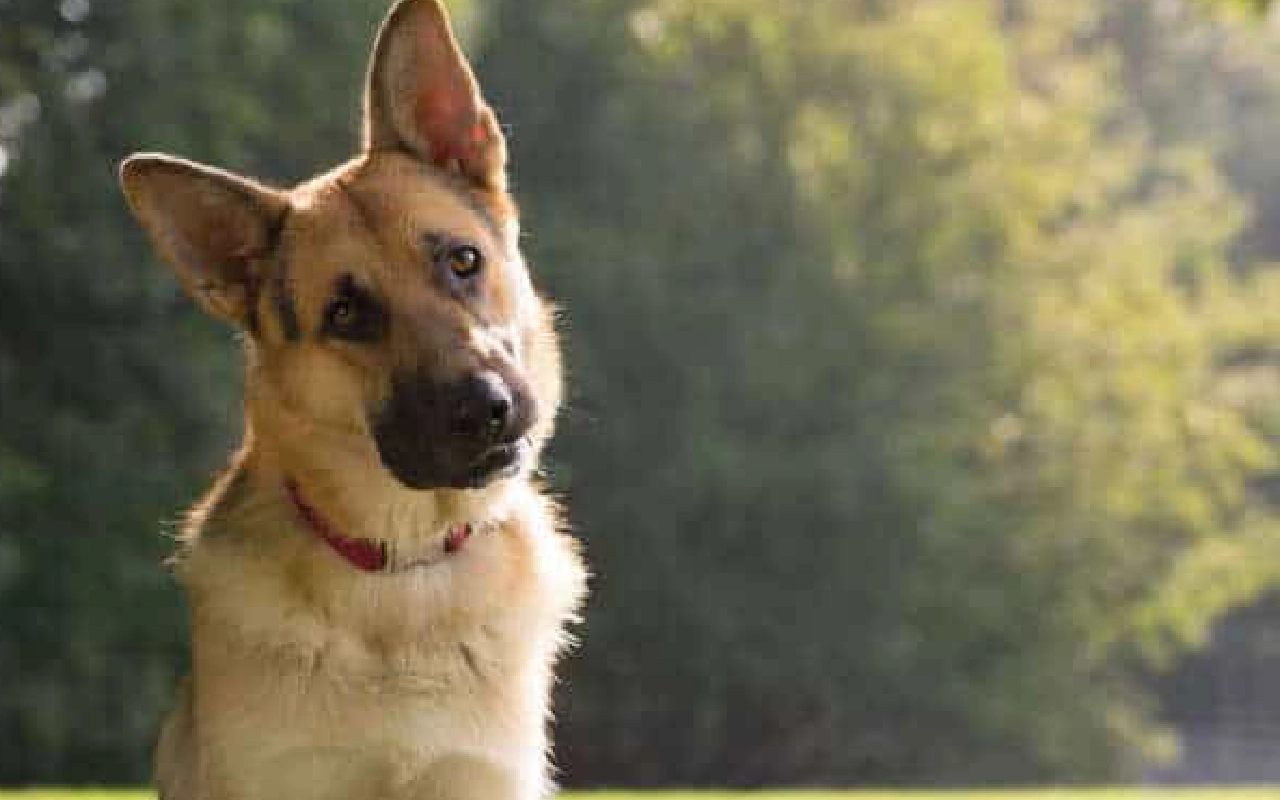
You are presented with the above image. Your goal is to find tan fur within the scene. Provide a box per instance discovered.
[117,3,586,799]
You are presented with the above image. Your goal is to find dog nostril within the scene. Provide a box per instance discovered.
[486,392,512,434]
[452,372,513,442]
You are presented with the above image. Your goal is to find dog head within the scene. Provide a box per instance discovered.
[119,0,559,493]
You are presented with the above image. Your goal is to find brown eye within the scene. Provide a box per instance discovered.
[325,298,355,329]
[321,275,387,343]
[448,245,483,278]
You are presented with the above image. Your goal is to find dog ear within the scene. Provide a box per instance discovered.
[362,0,506,191]
[119,154,289,325]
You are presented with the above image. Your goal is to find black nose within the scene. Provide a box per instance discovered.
[451,371,514,444]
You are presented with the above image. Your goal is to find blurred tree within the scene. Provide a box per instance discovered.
[1103,0,1280,646]
[1199,0,1273,16]
[480,0,1280,784]
[1108,0,1280,264]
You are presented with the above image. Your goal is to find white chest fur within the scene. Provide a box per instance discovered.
[174,489,584,800]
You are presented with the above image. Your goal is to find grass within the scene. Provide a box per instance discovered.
[5,792,1280,799]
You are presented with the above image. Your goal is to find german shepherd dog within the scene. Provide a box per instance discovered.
[118,1,586,798]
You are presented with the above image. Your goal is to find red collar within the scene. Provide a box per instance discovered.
[285,479,473,572]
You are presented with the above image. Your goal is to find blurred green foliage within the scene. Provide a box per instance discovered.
[5,0,1280,788]
[1200,0,1273,16]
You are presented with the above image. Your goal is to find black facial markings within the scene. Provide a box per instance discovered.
[423,232,447,254]
[321,273,388,343]
[459,642,484,680]
[271,260,301,341]
[265,202,292,247]
[240,205,291,338]
[243,275,261,336]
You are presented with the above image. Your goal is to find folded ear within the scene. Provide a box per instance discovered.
[119,154,289,325]
[362,0,506,191]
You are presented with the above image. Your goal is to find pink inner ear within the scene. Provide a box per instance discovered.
[417,83,485,167]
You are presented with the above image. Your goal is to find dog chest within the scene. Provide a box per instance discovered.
[190,612,552,799]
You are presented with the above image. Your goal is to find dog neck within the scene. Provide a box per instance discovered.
[226,392,523,562]
[284,475,478,572]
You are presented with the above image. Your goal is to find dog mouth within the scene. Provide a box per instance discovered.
[374,431,531,491]
[460,437,530,489]
[370,371,536,491]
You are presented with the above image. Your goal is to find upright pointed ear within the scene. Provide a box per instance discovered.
[119,154,289,325]
[363,0,506,191]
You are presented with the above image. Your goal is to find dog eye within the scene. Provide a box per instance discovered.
[322,277,387,342]
[448,245,483,278]
[326,298,356,329]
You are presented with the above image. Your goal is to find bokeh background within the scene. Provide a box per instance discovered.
[6,0,1280,789]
